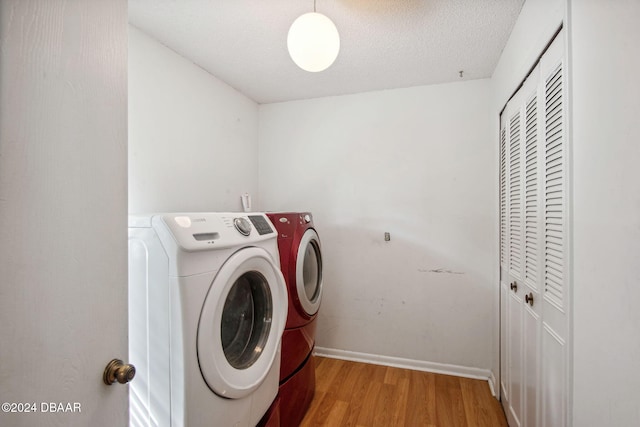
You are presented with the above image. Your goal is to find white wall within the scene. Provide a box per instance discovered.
[259,80,495,372]
[569,1,640,425]
[128,26,259,213]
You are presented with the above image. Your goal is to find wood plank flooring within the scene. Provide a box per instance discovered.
[299,357,507,427]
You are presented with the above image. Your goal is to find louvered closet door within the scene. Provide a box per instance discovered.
[506,92,525,427]
[499,28,568,427]
[521,64,543,427]
[500,68,540,427]
[499,114,510,421]
[538,31,568,427]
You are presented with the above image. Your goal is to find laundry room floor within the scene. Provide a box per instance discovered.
[299,356,507,427]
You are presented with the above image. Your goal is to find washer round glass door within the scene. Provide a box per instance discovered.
[221,271,272,370]
[197,247,287,399]
[296,229,323,315]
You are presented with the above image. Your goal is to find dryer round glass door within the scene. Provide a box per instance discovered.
[296,229,323,315]
[197,247,287,399]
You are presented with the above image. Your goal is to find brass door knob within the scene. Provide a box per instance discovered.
[510,282,517,292]
[525,292,534,306]
[103,359,136,385]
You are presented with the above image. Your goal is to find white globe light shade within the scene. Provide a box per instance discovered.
[287,12,340,72]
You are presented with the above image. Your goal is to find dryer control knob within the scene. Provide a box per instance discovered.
[303,214,311,223]
[233,217,251,236]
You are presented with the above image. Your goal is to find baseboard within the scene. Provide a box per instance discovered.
[487,371,498,397]
[314,346,494,386]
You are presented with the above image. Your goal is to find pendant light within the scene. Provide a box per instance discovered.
[287,0,340,72]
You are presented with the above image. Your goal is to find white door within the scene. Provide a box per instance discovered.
[538,31,568,427]
[521,65,543,427]
[0,1,129,427]
[499,28,568,427]
[501,81,528,427]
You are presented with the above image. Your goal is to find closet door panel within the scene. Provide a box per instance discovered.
[499,120,511,418]
[500,280,509,401]
[507,288,524,427]
[508,108,524,282]
[503,89,526,427]
[524,89,541,295]
[541,325,566,427]
[521,65,543,427]
[523,305,541,427]
[540,30,568,427]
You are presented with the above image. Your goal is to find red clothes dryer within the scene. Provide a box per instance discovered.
[266,212,323,427]
[256,396,280,427]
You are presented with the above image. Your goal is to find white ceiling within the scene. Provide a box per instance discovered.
[128,0,525,104]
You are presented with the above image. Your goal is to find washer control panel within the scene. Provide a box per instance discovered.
[248,215,274,235]
[157,213,276,251]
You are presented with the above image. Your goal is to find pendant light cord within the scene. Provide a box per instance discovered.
[314,0,317,12]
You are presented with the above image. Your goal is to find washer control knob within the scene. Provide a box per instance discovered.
[303,214,311,223]
[234,217,251,236]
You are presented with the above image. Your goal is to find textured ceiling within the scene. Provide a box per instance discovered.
[128,0,524,104]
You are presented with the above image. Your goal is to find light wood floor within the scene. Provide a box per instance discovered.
[299,357,508,427]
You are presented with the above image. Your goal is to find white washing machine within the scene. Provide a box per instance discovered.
[128,212,288,427]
